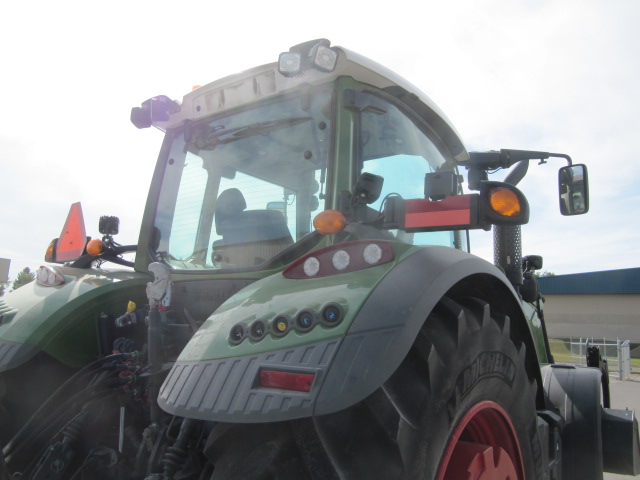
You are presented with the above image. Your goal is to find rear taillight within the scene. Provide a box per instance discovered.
[259,370,315,392]
[283,240,394,279]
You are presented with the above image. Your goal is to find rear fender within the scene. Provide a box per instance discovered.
[542,364,640,477]
[315,246,543,414]
[0,271,149,371]
[159,246,543,422]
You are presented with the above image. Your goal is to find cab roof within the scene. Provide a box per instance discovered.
[152,40,469,163]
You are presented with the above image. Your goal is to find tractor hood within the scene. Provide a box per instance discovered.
[0,265,149,371]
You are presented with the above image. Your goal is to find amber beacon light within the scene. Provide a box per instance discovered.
[86,239,105,256]
[489,187,522,217]
[313,210,346,235]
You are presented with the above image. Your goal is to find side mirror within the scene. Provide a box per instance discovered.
[522,254,543,272]
[266,201,286,214]
[559,164,589,215]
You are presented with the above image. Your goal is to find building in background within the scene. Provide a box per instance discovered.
[537,267,640,343]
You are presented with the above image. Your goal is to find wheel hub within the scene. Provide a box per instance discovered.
[437,400,524,480]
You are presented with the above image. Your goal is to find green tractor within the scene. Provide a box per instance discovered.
[0,39,637,479]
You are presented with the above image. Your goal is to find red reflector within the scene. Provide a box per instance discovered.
[55,202,87,262]
[404,196,472,229]
[259,370,315,393]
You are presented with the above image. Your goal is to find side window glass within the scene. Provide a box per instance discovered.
[169,153,208,260]
[358,95,465,249]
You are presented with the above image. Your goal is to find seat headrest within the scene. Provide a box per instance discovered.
[216,188,247,216]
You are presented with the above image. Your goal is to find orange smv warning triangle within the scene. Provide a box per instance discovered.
[55,202,87,262]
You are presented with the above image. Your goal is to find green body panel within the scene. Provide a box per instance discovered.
[177,242,417,362]
[0,267,149,367]
[176,246,551,370]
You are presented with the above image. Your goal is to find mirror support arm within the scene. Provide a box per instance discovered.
[549,152,573,166]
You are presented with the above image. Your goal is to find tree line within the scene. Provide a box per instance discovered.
[0,267,36,296]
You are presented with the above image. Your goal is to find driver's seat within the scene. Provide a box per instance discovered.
[212,188,293,267]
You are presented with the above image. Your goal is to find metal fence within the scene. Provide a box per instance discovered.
[567,337,632,380]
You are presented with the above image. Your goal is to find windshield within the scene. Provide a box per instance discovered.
[152,88,332,270]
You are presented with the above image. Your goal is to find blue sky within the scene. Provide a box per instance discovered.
[1,0,638,280]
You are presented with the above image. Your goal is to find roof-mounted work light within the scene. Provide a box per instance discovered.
[310,43,338,72]
[278,52,302,75]
[278,39,338,77]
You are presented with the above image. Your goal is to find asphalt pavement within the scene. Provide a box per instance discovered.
[604,374,640,480]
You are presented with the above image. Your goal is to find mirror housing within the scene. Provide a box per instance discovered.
[522,254,543,272]
[559,164,589,215]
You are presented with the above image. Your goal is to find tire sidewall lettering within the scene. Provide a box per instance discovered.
[447,350,516,421]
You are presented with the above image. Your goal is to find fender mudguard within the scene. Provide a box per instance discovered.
[160,246,540,423]
[542,364,640,477]
[315,246,534,414]
[0,269,149,372]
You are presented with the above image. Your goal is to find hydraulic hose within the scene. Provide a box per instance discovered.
[162,418,197,479]
[18,410,89,480]
[3,353,132,455]
[0,448,7,480]
[3,359,132,464]
[5,387,120,468]
[147,307,163,426]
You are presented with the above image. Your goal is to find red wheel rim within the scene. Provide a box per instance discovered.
[436,400,525,480]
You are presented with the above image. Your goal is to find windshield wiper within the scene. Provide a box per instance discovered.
[191,117,312,151]
[227,117,311,140]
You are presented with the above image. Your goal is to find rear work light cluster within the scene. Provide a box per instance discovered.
[229,303,344,345]
[36,265,65,287]
[282,240,395,279]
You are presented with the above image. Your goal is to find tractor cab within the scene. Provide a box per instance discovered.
[132,40,587,283]
[132,40,469,278]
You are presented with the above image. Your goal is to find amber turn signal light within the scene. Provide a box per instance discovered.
[489,187,522,217]
[45,240,57,262]
[86,238,104,256]
[313,210,346,235]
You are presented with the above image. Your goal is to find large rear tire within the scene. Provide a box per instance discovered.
[410,296,543,479]
[204,296,544,479]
